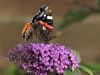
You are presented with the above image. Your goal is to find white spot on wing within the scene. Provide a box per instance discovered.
[47,16,53,19]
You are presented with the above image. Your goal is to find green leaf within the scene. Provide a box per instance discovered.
[3,64,26,75]
[84,63,100,73]
[64,69,80,75]
[80,65,94,75]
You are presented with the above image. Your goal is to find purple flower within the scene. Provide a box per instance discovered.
[7,43,80,75]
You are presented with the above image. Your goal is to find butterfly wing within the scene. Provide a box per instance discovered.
[22,22,54,43]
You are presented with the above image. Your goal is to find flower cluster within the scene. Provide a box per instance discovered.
[7,43,79,75]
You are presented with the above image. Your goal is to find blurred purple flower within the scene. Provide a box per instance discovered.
[7,43,80,75]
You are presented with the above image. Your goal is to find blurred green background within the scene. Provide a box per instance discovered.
[0,0,100,75]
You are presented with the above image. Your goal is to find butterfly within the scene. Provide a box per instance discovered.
[22,21,54,43]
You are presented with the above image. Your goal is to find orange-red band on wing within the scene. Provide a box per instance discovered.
[22,23,31,34]
[39,21,53,30]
